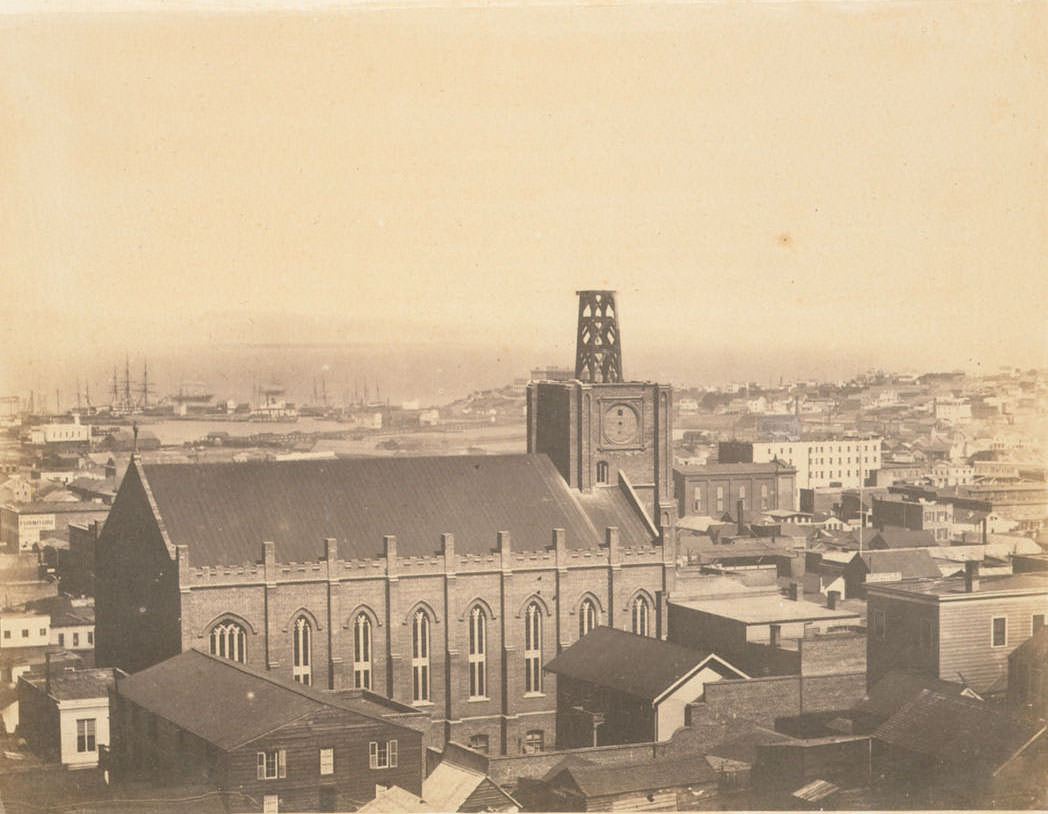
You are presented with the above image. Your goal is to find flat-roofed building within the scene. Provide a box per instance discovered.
[674,461,796,516]
[668,593,861,657]
[866,567,1048,693]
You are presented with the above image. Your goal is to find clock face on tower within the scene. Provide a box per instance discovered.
[603,403,640,445]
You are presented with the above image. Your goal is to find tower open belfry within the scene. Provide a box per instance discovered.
[575,290,623,384]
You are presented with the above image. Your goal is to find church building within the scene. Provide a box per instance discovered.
[95,291,677,755]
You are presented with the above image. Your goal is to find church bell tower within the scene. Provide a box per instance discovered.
[527,291,676,535]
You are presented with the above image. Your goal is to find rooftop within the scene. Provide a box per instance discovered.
[0,501,110,515]
[129,454,654,565]
[865,572,1048,600]
[670,594,861,625]
[873,689,1046,773]
[854,670,980,720]
[545,626,740,700]
[548,755,717,798]
[116,649,416,750]
[22,667,114,701]
[858,549,942,580]
[675,462,795,475]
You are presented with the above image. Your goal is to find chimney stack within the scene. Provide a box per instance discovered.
[737,499,745,536]
[788,582,799,601]
[981,517,988,546]
[45,652,52,697]
[769,624,781,649]
[964,560,980,593]
[827,590,840,610]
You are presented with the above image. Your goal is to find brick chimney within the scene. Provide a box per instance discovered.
[827,590,840,610]
[769,624,781,649]
[964,560,980,593]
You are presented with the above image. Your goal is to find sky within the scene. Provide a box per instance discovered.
[1,1,1045,404]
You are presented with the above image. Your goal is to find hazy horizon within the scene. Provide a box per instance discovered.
[2,1,1045,402]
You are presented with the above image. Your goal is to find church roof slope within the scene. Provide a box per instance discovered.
[134,454,652,565]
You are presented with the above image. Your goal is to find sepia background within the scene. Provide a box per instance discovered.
[1,0,1045,405]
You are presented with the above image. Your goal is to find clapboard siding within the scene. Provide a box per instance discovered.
[866,595,940,687]
[227,711,423,812]
[939,595,1048,690]
[868,588,1048,693]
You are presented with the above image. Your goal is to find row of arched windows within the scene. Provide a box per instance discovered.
[207,595,654,698]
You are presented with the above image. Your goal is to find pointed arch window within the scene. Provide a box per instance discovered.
[353,613,372,690]
[209,621,247,663]
[579,598,598,638]
[468,606,487,699]
[524,602,543,694]
[411,609,431,703]
[292,616,312,685]
[631,595,651,638]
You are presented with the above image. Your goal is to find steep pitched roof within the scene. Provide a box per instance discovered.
[873,689,1046,774]
[544,626,743,701]
[422,762,519,811]
[116,649,415,750]
[129,454,653,565]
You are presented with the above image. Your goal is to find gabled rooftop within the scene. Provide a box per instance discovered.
[125,454,655,566]
[116,649,418,751]
[873,689,1046,774]
[544,626,745,701]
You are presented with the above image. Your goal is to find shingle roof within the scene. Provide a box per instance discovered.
[134,454,653,565]
[116,649,415,750]
[544,627,735,701]
[873,689,1046,773]
[854,671,978,720]
[550,756,716,798]
[858,549,942,580]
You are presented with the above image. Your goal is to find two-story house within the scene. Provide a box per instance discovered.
[108,649,426,813]
[866,564,1048,693]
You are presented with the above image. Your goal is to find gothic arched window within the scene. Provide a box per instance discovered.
[411,609,431,703]
[632,595,651,638]
[353,613,372,690]
[468,606,487,699]
[209,621,246,663]
[524,602,542,694]
[579,598,598,638]
[292,616,312,686]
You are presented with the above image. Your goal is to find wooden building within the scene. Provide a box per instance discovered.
[107,649,426,813]
[545,626,746,748]
[866,566,1048,692]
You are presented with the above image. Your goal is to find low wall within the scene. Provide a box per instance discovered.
[692,672,867,727]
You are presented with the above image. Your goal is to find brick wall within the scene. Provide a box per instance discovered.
[799,632,866,676]
[693,672,867,727]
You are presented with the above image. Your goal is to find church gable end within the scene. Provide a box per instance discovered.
[95,459,182,674]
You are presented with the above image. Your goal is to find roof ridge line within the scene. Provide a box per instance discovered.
[189,649,414,732]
